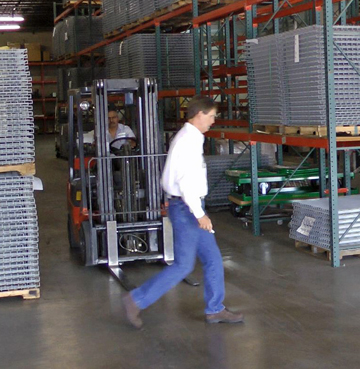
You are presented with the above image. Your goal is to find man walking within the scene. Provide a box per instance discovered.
[122,95,244,328]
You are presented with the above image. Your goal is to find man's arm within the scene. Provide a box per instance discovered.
[124,126,136,147]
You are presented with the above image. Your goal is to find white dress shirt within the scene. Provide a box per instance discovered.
[161,122,207,219]
[108,123,135,149]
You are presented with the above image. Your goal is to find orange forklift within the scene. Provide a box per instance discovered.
[67,79,174,290]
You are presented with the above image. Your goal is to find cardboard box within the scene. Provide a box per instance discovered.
[27,48,42,61]
[42,50,51,61]
[25,43,42,61]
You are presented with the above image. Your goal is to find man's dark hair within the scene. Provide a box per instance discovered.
[187,95,216,120]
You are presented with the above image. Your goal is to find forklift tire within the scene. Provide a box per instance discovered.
[79,221,91,266]
[68,215,79,249]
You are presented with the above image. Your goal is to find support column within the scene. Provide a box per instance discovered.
[193,0,201,94]
[156,23,165,148]
[319,148,327,197]
[343,150,351,195]
[324,0,340,267]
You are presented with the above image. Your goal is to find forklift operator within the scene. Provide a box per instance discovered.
[108,109,136,150]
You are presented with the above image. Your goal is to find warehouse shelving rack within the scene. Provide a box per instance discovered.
[30,61,61,133]
[53,0,360,267]
[200,0,360,267]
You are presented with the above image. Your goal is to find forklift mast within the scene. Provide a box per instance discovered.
[67,79,174,290]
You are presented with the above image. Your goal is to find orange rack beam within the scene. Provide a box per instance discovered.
[76,3,192,57]
[55,0,87,24]
[193,0,267,26]
[255,0,344,24]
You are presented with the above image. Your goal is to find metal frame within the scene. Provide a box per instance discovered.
[67,78,174,290]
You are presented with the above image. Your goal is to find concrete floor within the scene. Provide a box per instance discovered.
[2,135,360,369]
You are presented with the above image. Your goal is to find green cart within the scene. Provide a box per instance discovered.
[225,166,357,220]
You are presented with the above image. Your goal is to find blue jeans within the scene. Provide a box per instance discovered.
[131,198,225,314]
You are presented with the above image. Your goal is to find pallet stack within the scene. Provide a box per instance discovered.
[105,33,194,88]
[102,0,181,35]
[52,16,103,59]
[246,25,360,127]
[0,49,40,300]
[289,195,360,259]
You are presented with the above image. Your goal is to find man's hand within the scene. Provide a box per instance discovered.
[197,215,213,232]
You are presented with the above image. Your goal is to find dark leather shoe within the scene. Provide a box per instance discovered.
[206,308,244,324]
[122,292,143,329]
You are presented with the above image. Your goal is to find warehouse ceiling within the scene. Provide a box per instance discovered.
[0,0,61,31]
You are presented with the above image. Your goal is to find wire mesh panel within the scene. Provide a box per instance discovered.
[105,34,194,87]
[333,26,360,125]
[290,195,360,250]
[0,175,40,292]
[53,16,103,58]
[57,68,68,102]
[246,25,360,126]
[102,0,186,35]
[155,0,179,8]
[246,35,286,125]
[0,49,35,166]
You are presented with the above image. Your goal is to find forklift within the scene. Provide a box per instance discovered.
[67,79,174,290]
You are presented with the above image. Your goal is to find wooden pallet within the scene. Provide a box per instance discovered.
[169,0,192,11]
[0,288,40,300]
[104,29,121,39]
[254,124,360,137]
[0,162,35,176]
[295,240,360,261]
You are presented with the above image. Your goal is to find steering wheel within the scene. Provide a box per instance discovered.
[109,137,137,154]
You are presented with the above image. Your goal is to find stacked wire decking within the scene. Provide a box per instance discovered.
[105,34,194,87]
[246,25,360,126]
[102,0,180,35]
[0,50,40,295]
[0,50,35,166]
[334,26,360,125]
[52,16,103,59]
[0,176,40,292]
[290,196,360,250]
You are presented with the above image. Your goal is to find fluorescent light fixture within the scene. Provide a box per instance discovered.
[0,24,20,30]
[0,16,24,22]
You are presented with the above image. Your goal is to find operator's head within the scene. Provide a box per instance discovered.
[187,95,217,134]
[108,109,120,129]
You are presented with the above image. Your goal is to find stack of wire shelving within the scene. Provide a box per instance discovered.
[246,25,360,127]
[52,16,103,58]
[105,34,194,88]
[102,0,181,35]
[290,195,360,251]
[0,49,40,297]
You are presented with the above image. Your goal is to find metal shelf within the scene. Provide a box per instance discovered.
[32,81,57,85]
[30,63,57,134]
[54,0,101,24]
